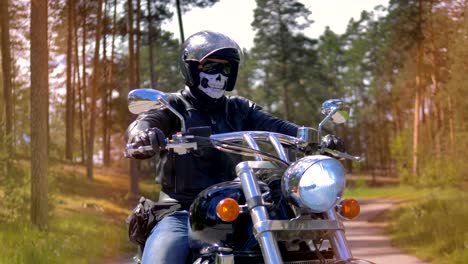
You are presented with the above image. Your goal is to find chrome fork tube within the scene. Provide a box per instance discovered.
[325,209,353,260]
[236,162,282,264]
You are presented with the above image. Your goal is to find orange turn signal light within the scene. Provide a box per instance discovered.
[216,198,240,222]
[339,198,360,219]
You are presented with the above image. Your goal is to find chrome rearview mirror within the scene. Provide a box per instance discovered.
[128,88,168,114]
[321,99,349,124]
[128,88,186,132]
[317,99,349,141]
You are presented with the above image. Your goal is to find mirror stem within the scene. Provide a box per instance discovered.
[163,99,186,133]
[317,108,338,142]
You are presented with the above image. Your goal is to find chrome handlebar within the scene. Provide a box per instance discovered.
[125,130,363,163]
[125,131,301,162]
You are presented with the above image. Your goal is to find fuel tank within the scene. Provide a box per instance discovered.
[188,179,269,252]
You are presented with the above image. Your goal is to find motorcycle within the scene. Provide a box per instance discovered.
[126,88,374,264]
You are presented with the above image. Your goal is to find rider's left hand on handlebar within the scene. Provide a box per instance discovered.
[322,134,346,153]
[128,127,166,159]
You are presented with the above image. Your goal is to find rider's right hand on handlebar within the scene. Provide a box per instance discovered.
[127,127,166,159]
[322,134,345,153]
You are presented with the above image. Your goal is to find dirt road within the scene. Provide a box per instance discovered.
[344,199,428,264]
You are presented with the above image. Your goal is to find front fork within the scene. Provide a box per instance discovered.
[325,209,353,260]
[236,161,353,264]
[237,161,282,264]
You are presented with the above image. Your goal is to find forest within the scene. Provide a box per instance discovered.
[0,0,467,262]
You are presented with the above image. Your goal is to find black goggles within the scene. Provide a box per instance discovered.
[200,61,232,75]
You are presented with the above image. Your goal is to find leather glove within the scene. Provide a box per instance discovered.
[321,134,345,153]
[128,127,166,159]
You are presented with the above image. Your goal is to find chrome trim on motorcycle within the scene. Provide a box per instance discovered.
[211,131,303,150]
[236,161,283,264]
[297,126,319,146]
[243,133,263,161]
[325,209,353,260]
[215,252,235,264]
[253,219,344,238]
[269,134,289,163]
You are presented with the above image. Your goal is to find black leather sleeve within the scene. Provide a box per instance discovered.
[228,96,299,137]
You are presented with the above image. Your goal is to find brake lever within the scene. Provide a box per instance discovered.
[125,144,154,157]
[125,134,200,157]
[322,147,364,162]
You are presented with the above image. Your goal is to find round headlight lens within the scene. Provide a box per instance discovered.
[283,155,346,212]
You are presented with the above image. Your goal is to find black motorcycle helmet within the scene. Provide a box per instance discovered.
[179,31,242,92]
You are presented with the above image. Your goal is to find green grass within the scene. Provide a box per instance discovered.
[345,184,468,264]
[0,162,145,264]
[0,212,132,264]
[344,185,425,199]
[388,188,468,264]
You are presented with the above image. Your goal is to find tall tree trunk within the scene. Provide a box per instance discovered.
[429,0,442,157]
[87,0,104,180]
[102,0,110,166]
[81,6,88,164]
[30,0,49,230]
[65,0,75,161]
[136,0,141,87]
[412,0,423,179]
[78,77,86,164]
[175,0,185,43]
[128,0,140,196]
[135,0,142,174]
[392,100,402,136]
[447,95,455,152]
[73,2,84,164]
[103,0,118,166]
[1,0,13,174]
[147,0,156,88]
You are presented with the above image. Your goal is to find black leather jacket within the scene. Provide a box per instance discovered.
[126,88,299,205]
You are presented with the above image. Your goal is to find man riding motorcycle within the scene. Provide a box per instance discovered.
[126,30,343,264]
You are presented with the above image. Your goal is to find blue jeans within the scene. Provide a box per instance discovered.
[142,211,190,264]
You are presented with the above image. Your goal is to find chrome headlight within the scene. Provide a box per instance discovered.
[282,155,346,212]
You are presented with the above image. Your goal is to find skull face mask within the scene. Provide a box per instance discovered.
[198,72,228,99]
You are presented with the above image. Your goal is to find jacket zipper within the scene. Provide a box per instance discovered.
[210,115,216,125]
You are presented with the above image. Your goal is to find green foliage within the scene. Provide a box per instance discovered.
[0,162,134,263]
[0,161,61,223]
[389,188,468,264]
[1,163,30,219]
[418,157,463,188]
[390,129,413,184]
[0,213,131,264]
[390,127,463,187]
[139,31,184,91]
[250,0,324,124]
[180,0,220,12]
[344,185,429,200]
[0,132,9,177]
[353,174,369,189]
